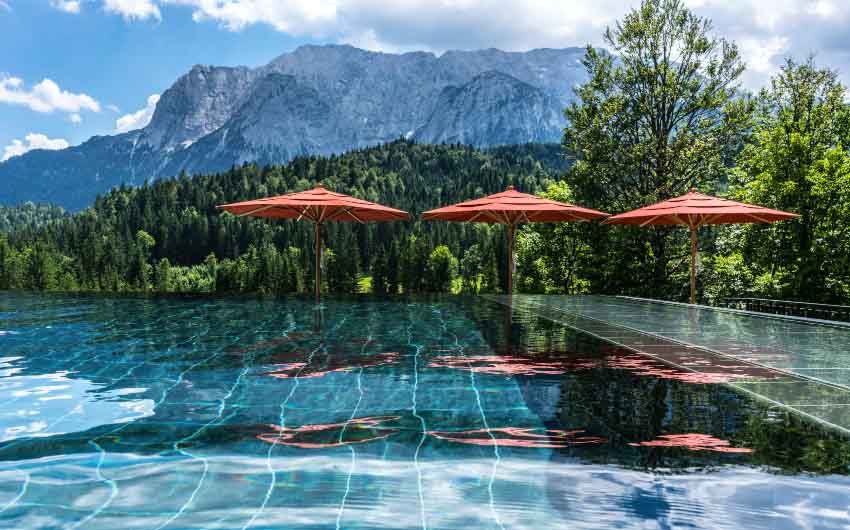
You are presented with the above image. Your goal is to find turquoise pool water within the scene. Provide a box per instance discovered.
[1,293,849,529]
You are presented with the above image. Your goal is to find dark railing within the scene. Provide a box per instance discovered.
[723,298,850,323]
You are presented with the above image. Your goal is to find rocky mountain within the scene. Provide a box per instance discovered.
[0,44,589,210]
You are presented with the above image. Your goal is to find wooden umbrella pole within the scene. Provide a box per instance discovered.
[506,223,516,295]
[315,221,322,304]
[690,226,697,305]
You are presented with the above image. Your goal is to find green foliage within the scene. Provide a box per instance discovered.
[0,203,68,233]
[2,5,849,305]
[0,141,561,295]
[459,244,483,294]
[425,245,458,292]
[563,0,752,300]
[515,181,593,294]
[729,58,850,303]
[326,245,359,294]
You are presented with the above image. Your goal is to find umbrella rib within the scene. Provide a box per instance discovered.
[640,215,664,227]
[673,214,692,228]
[237,205,275,217]
[467,211,487,223]
[749,214,773,224]
[285,205,313,222]
[347,208,365,224]
[701,214,722,227]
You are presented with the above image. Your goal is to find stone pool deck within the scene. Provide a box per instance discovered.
[488,295,850,435]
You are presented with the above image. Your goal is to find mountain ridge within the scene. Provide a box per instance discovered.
[0,44,590,210]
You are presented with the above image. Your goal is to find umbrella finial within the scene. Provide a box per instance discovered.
[506,185,516,191]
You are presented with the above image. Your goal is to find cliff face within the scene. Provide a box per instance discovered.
[0,44,589,209]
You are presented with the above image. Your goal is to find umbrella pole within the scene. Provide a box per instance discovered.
[506,223,515,295]
[690,227,697,305]
[315,222,322,304]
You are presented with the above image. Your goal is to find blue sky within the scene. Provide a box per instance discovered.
[0,1,313,158]
[2,0,850,161]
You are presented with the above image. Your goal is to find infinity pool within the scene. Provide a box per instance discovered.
[1,293,849,529]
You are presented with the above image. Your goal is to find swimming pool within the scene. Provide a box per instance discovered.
[1,293,849,529]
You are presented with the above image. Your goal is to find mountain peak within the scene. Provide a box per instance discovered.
[0,44,591,209]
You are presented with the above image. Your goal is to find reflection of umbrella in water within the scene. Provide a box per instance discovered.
[218,185,410,303]
[428,354,567,376]
[257,415,400,448]
[427,427,606,448]
[260,351,399,379]
[629,433,752,453]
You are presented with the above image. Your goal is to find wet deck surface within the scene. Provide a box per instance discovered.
[489,295,850,435]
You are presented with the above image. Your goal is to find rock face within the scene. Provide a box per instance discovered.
[0,44,589,209]
[415,71,564,145]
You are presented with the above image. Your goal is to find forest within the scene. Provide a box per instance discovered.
[0,142,564,296]
[1,0,849,305]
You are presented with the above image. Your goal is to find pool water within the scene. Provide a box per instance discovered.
[1,293,849,529]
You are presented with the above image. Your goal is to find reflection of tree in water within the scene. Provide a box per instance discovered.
[466,299,850,475]
[555,353,850,473]
[741,411,850,475]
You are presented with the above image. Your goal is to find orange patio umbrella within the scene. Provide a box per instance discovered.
[218,185,410,303]
[423,186,609,294]
[604,190,798,304]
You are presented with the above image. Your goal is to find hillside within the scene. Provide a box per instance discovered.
[0,141,569,294]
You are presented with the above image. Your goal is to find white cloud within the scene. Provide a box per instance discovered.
[0,76,101,114]
[0,1,10,12]
[2,133,70,162]
[104,0,161,20]
[107,104,121,113]
[69,113,82,124]
[163,0,337,32]
[740,36,791,74]
[92,1,850,90]
[50,0,81,13]
[115,93,160,133]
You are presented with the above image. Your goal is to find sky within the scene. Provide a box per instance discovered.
[1,0,849,162]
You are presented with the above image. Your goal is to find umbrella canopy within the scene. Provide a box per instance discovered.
[423,186,609,294]
[604,190,798,303]
[422,185,608,224]
[218,185,410,302]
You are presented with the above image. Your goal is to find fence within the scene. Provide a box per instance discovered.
[723,298,850,323]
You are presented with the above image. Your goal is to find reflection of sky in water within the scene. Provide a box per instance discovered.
[0,293,848,530]
[0,357,153,442]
